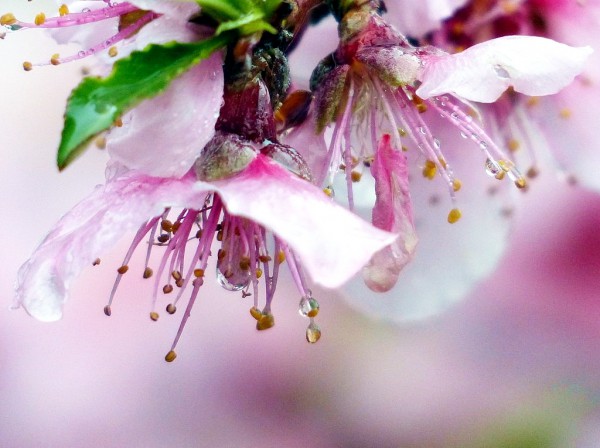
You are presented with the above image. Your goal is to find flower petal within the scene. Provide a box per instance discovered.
[127,0,200,17]
[363,135,418,292]
[417,36,593,103]
[212,155,397,288]
[106,51,224,178]
[15,172,213,321]
[339,119,515,321]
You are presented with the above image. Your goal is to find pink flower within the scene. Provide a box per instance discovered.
[295,7,589,318]
[2,1,223,178]
[14,131,396,359]
[384,0,469,38]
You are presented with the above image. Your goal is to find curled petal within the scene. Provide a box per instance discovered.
[213,155,397,288]
[15,172,213,321]
[106,52,224,178]
[363,135,418,292]
[417,36,593,103]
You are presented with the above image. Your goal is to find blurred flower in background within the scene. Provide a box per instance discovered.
[1,1,600,447]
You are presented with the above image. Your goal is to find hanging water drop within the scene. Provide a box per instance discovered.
[485,158,501,177]
[306,322,321,343]
[299,295,320,318]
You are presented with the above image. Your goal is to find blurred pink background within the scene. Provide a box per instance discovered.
[2,2,600,446]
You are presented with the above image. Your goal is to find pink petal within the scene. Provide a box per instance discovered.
[339,116,515,321]
[106,51,224,178]
[417,36,593,103]
[15,172,213,321]
[363,135,418,292]
[384,0,468,38]
[127,0,200,17]
[213,155,397,288]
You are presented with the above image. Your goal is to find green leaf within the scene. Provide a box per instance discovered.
[57,34,230,170]
[197,0,282,34]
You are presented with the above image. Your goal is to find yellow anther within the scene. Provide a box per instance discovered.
[166,304,176,314]
[50,54,60,66]
[351,171,362,182]
[416,103,427,113]
[143,267,153,278]
[171,270,182,281]
[498,159,513,172]
[34,12,46,26]
[165,350,177,362]
[92,258,101,266]
[249,307,262,321]
[59,4,69,16]
[163,284,173,294]
[514,177,527,189]
[422,160,437,180]
[103,305,112,316]
[255,268,263,279]
[398,128,407,137]
[114,117,123,127]
[277,250,286,264]
[452,179,462,192]
[95,136,107,149]
[507,139,520,152]
[323,186,334,197]
[447,208,462,224]
[256,313,275,331]
[193,268,204,278]
[401,145,409,152]
[22,61,33,72]
[495,171,506,180]
[108,46,118,58]
[117,265,129,274]
[1,13,16,26]
[438,158,447,169]
[526,97,540,108]
[559,108,572,119]
[150,312,159,322]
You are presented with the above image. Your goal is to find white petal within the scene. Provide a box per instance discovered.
[417,36,593,103]
[106,52,224,178]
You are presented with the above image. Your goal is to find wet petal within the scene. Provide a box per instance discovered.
[213,155,397,288]
[363,135,418,292]
[417,36,593,103]
[106,51,224,178]
[340,119,515,321]
[15,172,213,321]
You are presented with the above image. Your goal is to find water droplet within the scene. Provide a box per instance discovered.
[485,158,501,177]
[460,131,468,139]
[78,50,86,58]
[418,126,427,135]
[494,64,510,78]
[451,112,459,121]
[433,138,441,149]
[479,141,488,150]
[299,295,320,318]
[216,264,250,291]
[82,7,91,12]
[306,322,321,343]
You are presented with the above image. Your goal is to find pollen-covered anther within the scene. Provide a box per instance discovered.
[143,267,153,278]
[22,61,33,72]
[514,177,527,189]
[507,139,520,152]
[495,171,506,180]
[256,313,275,330]
[258,255,271,263]
[103,305,112,316]
[95,136,107,149]
[239,256,251,271]
[166,304,176,314]
[160,219,173,233]
[50,54,60,66]
[34,13,46,26]
[108,46,118,58]
[163,284,173,294]
[559,108,572,119]
[422,160,437,180]
[277,250,286,264]
[306,322,321,343]
[175,278,184,288]
[255,268,263,279]
[58,4,69,16]
[249,306,262,321]
[0,13,16,26]
[447,208,462,224]
[193,268,204,278]
[351,171,362,182]
[150,311,159,322]
[117,265,129,274]
[171,270,182,282]
[114,117,123,128]
[165,350,177,363]
[452,179,462,192]
[323,186,335,197]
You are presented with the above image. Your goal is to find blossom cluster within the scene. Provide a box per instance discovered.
[3,0,597,360]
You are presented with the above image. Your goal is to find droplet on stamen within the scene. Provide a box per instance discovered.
[299,296,320,318]
[306,322,321,343]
